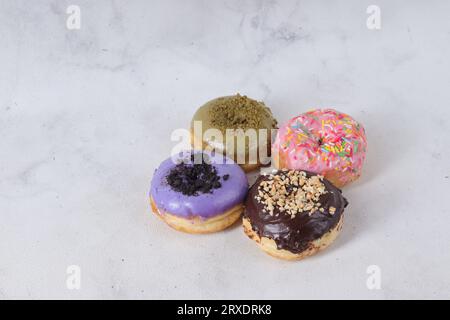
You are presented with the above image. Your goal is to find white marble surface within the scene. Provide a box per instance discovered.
[1,0,450,299]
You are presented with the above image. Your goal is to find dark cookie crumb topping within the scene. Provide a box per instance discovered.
[166,153,228,196]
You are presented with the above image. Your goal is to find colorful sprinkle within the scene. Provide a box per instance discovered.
[272,109,367,186]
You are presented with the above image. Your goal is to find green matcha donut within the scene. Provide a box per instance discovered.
[190,94,278,172]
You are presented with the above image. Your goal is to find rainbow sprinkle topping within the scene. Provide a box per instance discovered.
[273,109,367,186]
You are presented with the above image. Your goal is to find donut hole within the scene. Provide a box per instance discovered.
[317,137,326,146]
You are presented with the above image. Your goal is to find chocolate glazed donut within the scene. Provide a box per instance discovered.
[243,170,348,260]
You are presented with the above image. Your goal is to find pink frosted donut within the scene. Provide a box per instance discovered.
[272,109,367,188]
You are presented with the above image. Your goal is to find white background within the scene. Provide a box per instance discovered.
[1,0,449,299]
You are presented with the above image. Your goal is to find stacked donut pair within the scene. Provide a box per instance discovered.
[150,94,367,260]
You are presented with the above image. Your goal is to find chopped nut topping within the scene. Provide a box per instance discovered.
[329,206,336,215]
[256,169,328,218]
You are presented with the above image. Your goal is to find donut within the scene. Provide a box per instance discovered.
[150,151,248,233]
[190,94,278,172]
[272,109,367,188]
[243,169,348,260]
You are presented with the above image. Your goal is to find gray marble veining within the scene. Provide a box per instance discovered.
[1,0,449,299]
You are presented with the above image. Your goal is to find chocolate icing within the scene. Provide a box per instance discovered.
[244,170,348,254]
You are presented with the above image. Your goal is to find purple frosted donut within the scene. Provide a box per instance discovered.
[150,150,248,233]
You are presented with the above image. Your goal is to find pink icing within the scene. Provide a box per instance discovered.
[272,109,367,186]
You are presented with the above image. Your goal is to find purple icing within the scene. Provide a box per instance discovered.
[150,151,248,219]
